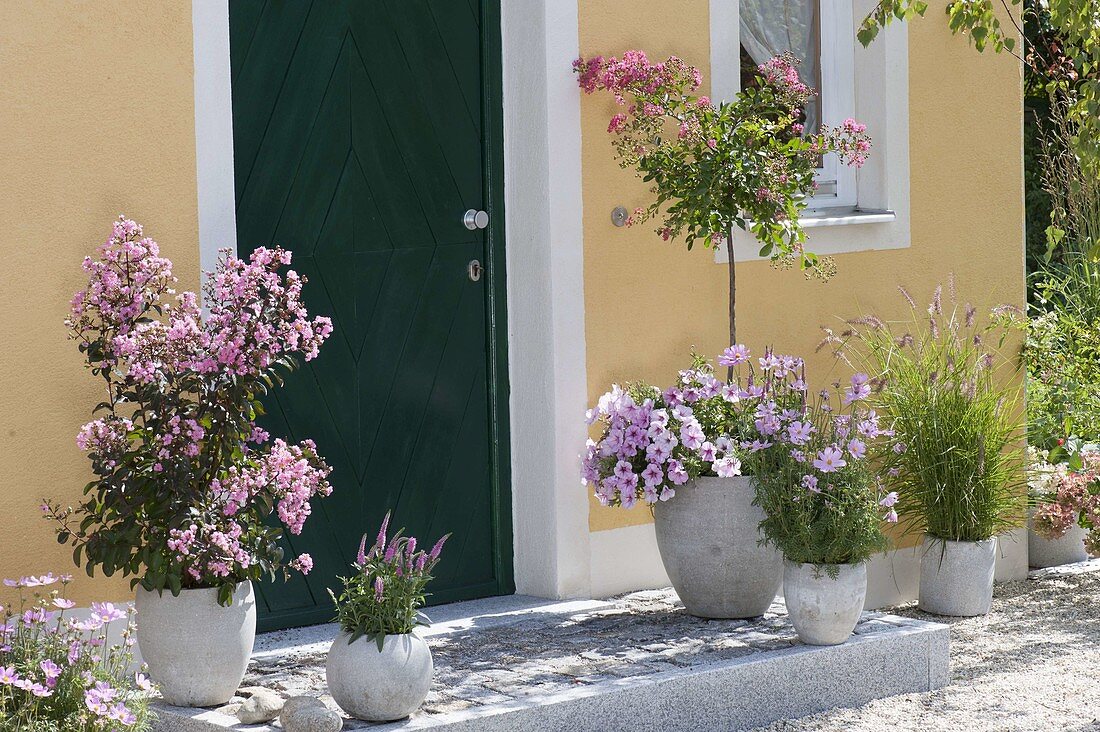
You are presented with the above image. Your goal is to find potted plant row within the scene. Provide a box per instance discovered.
[585,348,897,644]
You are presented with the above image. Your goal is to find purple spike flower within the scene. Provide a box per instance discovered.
[356,534,368,566]
[428,534,449,561]
[375,512,391,553]
[373,576,384,602]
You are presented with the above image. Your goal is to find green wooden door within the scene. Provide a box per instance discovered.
[229,0,512,631]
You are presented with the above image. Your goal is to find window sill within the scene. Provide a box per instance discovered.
[800,208,896,228]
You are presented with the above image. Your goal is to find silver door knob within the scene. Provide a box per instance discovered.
[467,259,483,281]
[463,209,489,230]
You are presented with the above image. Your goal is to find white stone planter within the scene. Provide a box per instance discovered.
[326,630,434,722]
[135,581,255,707]
[653,476,781,618]
[918,536,996,617]
[1028,512,1089,568]
[783,561,867,646]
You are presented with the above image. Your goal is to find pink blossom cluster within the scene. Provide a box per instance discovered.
[165,439,332,582]
[583,346,808,509]
[0,574,152,728]
[574,50,702,104]
[816,117,873,169]
[66,218,176,364]
[1032,451,1100,553]
[756,53,812,109]
[68,217,332,387]
[75,416,133,470]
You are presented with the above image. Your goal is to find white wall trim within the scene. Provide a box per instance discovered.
[192,0,238,282]
[501,0,592,599]
[590,524,670,598]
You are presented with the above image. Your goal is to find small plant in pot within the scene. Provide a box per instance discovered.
[747,374,896,645]
[1028,447,1100,568]
[44,218,334,706]
[828,281,1026,617]
[583,347,806,618]
[326,514,448,722]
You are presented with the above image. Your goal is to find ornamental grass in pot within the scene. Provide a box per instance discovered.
[584,347,810,618]
[1028,448,1099,568]
[748,374,897,645]
[44,218,334,706]
[326,514,448,722]
[830,281,1026,617]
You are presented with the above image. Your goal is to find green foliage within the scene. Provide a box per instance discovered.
[860,0,1100,175]
[835,283,1027,542]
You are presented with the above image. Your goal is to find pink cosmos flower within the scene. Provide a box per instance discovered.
[813,446,847,473]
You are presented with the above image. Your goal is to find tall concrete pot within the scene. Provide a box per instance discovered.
[783,561,867,646]
[1028,511,1089,568]
[653,476,781,618]
[918,537,996,617]
[326,631,434,722]
[135,581,255,707]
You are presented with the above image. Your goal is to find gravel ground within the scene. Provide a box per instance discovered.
[754,566,1100,732]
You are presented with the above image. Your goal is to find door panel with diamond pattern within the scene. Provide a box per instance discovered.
[230,0,511,630]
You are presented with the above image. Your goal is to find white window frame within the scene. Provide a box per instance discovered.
[810,0,858,210]
[711,0,911,260]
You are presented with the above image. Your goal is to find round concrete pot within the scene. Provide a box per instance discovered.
[1028,511,1089,568]
[326,631,434,722]
[135,581,255,707]
[653,476,781,618]
[918,536,996,617]
[783,561,867,646]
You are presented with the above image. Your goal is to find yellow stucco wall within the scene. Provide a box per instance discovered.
[580,1,1024,534]
[0,2,200,606]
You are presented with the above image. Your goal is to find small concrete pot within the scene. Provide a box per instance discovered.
[326,631,434,722]
[653,476,781,618]
[1028,511,1089,568]
[135,581,255,707]
[783,561,867,646]
[918,536,996,616]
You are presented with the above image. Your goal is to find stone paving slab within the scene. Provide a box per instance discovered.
[153,588,948,731]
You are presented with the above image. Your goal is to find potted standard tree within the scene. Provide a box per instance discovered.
[45,218,334,706]
[748,374,897,645]
[584,348,806,618]
[830,281,1026,616]
[574,50,870,617]
[326,515,447,722]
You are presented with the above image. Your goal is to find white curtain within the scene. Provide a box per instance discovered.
[739,0,821,134]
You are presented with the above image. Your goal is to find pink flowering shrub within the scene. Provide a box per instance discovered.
[45,217,334,605]
[573,50,871,281]
[746,374,898,569]
[583,346,807,509]
[1031,450,1100,554]
[0,574,153,731]
[328,514,448,649]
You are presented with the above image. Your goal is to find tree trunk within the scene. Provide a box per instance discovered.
[726,236,736,382]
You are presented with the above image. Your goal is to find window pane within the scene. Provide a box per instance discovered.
[739,0,822,136]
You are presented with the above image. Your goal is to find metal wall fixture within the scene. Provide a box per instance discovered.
[611,206,629,227]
